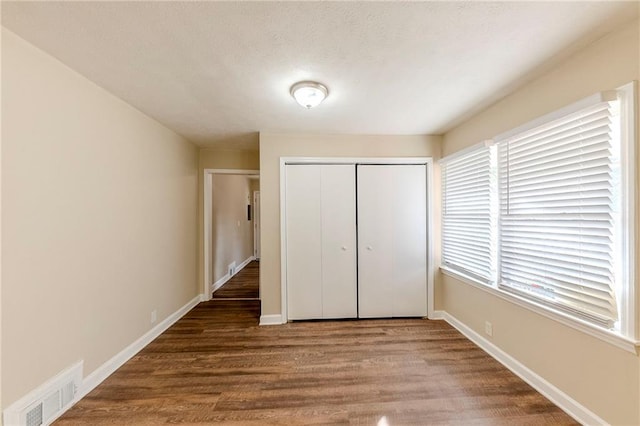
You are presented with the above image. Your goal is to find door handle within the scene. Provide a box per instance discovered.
[366,246,373,251]
[341,246,347,251]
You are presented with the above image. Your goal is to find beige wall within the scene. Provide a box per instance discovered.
[1,28,198,408]
[258,133,442,316]
[211,175,254,283]
[197,149,259,293]
[442,20,640,425]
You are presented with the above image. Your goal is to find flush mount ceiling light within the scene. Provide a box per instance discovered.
[290,81,329,109]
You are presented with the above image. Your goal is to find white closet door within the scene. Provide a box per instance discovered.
[286,165,322,319]
[285,164,357,320]
[356,166,395,317]
[320,165,357,318]
[357,165,427,318]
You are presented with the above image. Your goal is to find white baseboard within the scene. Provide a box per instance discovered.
[212,272,230,293]
[211,255,255,294]
[3,360,83,426]
[429,310,445,320]
[259,314,284,326]
[439,311,606,426]
[237,255,255,272]
[79,294,203,400]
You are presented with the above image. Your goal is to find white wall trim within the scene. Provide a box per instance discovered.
[439,310,608,426]
[425,158,436,319]
[203,168,259,299]
[203,170,213,299]
[441,267,640,353]
[279,158,289,323]
[493,91,617,143]
[281,157,433,165]
[279,157,434,323]
[253,190,261,260]
[617,81,637,341]
[3,360,83,426]
[78,294,203,400]
[439,139,494,164]
[212,255,255,293]
[259,314,285,326]
[212,272,231,293]
[430,310,445,320]
[237,255,255,273]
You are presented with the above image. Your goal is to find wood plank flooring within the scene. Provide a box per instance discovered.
[212,260,259,299]
[55,294,576,424]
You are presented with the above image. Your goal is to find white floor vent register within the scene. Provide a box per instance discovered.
[228,261,236,277]
[3,361,82,426]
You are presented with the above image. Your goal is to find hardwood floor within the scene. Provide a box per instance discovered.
[55,294,576,424]
[212,260,259,299]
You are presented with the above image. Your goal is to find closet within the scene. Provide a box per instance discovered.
[357,165,427,318]
[285,165,358,320]
[284,162,427,320]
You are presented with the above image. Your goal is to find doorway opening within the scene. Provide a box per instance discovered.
[203,169,260,300]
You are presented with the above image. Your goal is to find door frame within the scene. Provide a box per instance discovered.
[253,190,261,259]
[203,168,259,299]
[279,157,435,323]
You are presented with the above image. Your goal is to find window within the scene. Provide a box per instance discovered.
[497,93,620,329]
[441,142,495,283]
[440,83,636,339]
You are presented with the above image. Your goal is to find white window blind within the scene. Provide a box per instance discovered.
[441,144,495,283]
[497,98,620,328]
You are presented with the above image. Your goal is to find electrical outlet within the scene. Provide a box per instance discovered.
[151,310,157,324]
[485,321,493,337]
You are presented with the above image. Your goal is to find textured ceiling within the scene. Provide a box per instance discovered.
[2,1,638,149]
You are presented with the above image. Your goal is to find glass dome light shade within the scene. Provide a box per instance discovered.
[290,81,328,109]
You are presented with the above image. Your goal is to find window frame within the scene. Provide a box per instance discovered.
[496,93,620,329]
[439,82,638,352]
[617,81,637,341]
[440,140,495,284]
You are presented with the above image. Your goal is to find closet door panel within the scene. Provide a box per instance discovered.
[391,165,428,317]
[285,165,323,320]
[321,165,358,318]
[357,166,395,318]
[357,164,427,318]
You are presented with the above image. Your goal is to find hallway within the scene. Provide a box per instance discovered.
[212,260,259,299]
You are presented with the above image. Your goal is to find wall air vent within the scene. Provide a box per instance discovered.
[3,361,82,426]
